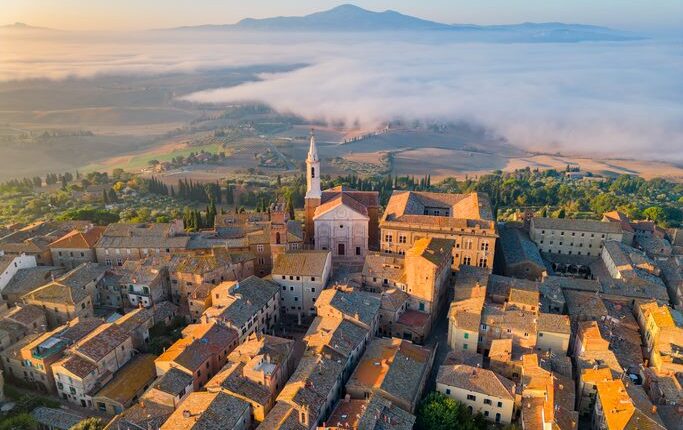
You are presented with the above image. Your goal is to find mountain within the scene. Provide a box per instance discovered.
[0,22,58,32]
[175,4,451,32]
[168,4,642,41]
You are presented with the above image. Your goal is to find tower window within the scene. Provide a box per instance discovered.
[311,167,315,178]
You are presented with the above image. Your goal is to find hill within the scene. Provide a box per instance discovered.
[168,4,641,42]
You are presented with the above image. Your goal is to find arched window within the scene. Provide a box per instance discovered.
[275,232,281,244]
[311,167,315,178]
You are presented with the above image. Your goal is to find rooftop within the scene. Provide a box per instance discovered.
[437,364,515,400]
[272,250,330,277]
[93,354,157,405]
[351,337,433,407]
[382,191,494,223]
[315,287,381,327]
[531,217,623,234]
[151,368,194,396]
[160,391,250,430]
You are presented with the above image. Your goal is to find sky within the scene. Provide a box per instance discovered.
[3,0,682,32]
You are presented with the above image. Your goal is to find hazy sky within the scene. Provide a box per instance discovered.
[3,0,682,32]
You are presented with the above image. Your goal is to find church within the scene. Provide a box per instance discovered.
[303,132,380,262]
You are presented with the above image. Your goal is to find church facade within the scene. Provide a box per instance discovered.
[304,132,380,262]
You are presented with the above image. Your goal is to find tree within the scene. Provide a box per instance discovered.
[287,194,295,220]
[69,417,104,430]
[0,413,37,430]
[415,392,487,430]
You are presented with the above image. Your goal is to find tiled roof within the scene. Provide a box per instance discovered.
[256,401,305,430]
[537,313,570,334]
[531,217,623,234]
[305,316,368,358]
[205,276,279,328]
[157,322,237,372]
[347,337,433,409]
[96,223,189,250]
[406,237,453,266]
[1,266,64,299]
[272,250,330,277]
[315,288,381,327]
[106,400,173,430]
[437,364,515,400]
[23,278,89,305]
[322,186,380,207]
[160,391,250,430]
[498,223,545,269]
[93,354,156,404]
[314,192,370,218]
[151,367,194,396]
[57,354,98,379]
[448,297,484,332]
[383,191,493,222]
[362,253,406,284]
[206,361,272,406]
[73,323,130,362]
[58,262,107,289]
[49,226,105,249]
[114,308,154,334]
[31,407,83,430]
[170,248,254,274]
[277,353,345,421]
[3,304,45,328]
[58,317,104,344]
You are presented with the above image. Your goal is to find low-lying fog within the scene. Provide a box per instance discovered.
[2,29,681,161]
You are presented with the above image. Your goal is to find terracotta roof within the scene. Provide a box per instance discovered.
[313,193,370,219]
[49,227,105,249]
[347,337,433,408]
[73,323,130,362]
[406,237,453,266]
[160,391,250,430]
[321,186,379,208]
[537,313,570,334]
[56,354,98,379]
[437,364,515,400]
[272,250,330,277]
[93,354,156,405]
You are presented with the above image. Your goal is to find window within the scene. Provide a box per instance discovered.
[311,288,315,293]
[463,344,468,350]
[464,332,469,339]
[446,388,451,395]
[497,401,503,408]
[384,234,393,243]
[356,246,361,256]
[481,242,489,251]
[463,256,471,266]
[484,411,489,417]
[311,277,315,281]
[256,244,264,253]
[495,413,501,423]
[478,257,487,268]
[467,394,476,401]
[484,399,492,405]
[398,235,407,244]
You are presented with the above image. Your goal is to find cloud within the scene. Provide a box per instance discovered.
[2,30,682,161]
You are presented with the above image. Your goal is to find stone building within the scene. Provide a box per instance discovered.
[380,191,496,270]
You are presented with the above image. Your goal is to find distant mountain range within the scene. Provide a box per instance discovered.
[168,4,642,42]
[0,22,56,31]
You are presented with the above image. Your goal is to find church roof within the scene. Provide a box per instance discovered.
[314,193,370,219]
[321,186,380,208]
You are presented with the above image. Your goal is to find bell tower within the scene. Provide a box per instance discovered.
[304,130,321,245]
[270,200,288,258]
